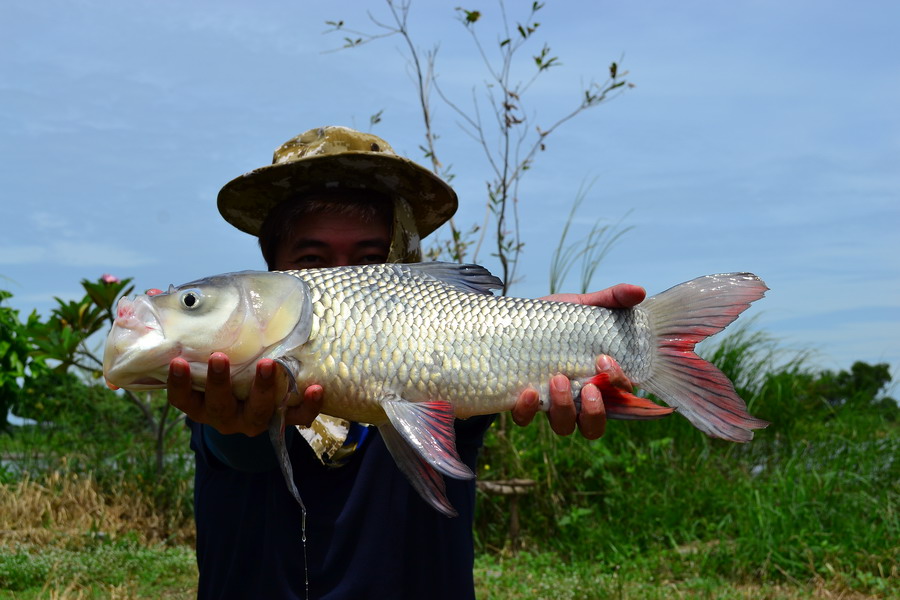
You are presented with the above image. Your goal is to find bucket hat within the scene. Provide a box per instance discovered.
[218,126,458,238]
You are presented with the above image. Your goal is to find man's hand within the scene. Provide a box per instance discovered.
[510,283,645,440]
[167,353,324,436]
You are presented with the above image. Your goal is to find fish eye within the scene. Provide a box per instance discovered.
[180,289,202,310]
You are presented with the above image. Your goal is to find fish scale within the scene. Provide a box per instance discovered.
[287,263,648,423]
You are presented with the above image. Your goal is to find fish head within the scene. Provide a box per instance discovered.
[102,271,312,394]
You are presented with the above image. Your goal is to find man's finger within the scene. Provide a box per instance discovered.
[286,384,325,427]
[167,358,202,418]
[576,383,607,440]
[541,284,646,309]
[607,284,646,309]
[244,359,281,434]
[595,355,634,390]
[204,352,237,427]
[511,387,540,427]
[547,374,576,436]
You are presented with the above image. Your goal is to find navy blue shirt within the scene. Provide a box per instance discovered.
[190,415,495,599]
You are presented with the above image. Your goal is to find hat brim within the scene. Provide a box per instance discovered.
[218,152,458,239]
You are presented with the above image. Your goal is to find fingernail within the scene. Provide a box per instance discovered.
[258,361,274,379]
[210,354,226,374]
[171,361,188,378]
[553,376,568,393]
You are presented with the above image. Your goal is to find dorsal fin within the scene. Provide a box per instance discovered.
[396,262,503,295]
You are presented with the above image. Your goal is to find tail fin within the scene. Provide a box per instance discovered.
[639,273,770,442]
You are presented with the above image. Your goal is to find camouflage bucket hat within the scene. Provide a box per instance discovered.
[217,126,458,239]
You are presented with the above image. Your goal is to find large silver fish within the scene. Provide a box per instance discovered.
[103,262,768,516]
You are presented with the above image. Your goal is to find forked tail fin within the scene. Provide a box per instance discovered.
[639,273,770,442]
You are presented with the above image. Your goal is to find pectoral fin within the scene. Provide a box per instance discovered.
[270,357,306,510]
[269,403,306,511]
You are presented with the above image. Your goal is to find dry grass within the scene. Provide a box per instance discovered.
[0,472,197,598]
[0,471,194,549]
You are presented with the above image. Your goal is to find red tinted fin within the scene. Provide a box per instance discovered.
[381,398,473,481]
[639,273,770,442]
[586,373,674,420]
[379,423,458,518]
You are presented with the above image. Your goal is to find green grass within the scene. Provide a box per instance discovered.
[474,551,897,599]
[0,536,196,599]
[475,424,898,596]
[1,542,891,600]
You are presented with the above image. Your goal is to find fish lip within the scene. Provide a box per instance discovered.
[110,375,170,389]
[103,295,172,389]
[113,295,164,335]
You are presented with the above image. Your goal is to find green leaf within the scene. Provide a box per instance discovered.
[83,277,132,313]
[457,8,481,24]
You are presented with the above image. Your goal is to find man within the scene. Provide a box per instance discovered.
[167,126,645,599]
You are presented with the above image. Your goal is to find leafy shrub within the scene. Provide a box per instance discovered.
[1,280,194,538]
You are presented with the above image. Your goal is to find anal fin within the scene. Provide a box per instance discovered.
[581,373,675,421]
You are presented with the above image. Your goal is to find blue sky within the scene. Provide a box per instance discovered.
[2,0,898,378]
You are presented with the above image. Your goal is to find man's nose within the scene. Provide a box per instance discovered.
[329,255,352,268]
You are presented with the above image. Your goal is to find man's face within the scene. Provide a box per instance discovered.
[273,211,391,270]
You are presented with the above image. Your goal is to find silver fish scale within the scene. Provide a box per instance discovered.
[284,265,653,424]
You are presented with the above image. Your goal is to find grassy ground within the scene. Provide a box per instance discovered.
[0,540,196,599]
[0,469,894,599]
[0,472,196,599]
[474,552,895,599]
[0,542,893,599]
[2,427,896,598]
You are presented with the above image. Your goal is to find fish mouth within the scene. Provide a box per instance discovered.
[114,375,169,389]
[103,296,175,390]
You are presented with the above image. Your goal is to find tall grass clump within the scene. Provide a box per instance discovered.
[0,376,197,596]
[475,326,898,595]
[1,372,195,544]
[0,470,197,597]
